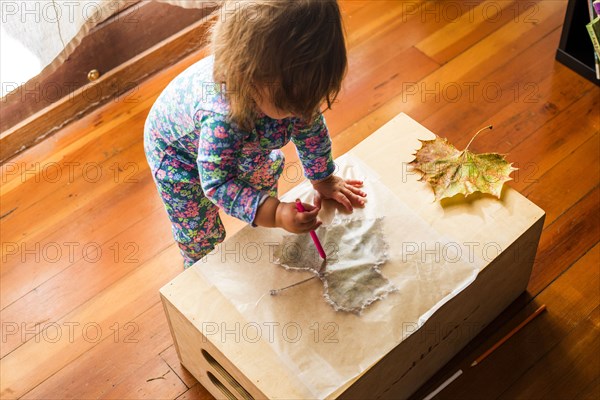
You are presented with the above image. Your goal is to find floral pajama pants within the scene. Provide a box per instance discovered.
[147,147,285,269]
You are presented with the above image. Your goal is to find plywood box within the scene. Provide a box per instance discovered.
[160,113,545,399]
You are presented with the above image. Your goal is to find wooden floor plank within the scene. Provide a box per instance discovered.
[0,246,182,398]
[0,126,149,246]
[522,132,599,224]
[344,1,436,78]
[343,1,426,49]
[506,90,599,194]
[498,306,600,399]
[175,383,214,400]
[0,100,151,199]
[325,2,450,134]
[21,300,175,399]
[160,344,199,389]
[528,186,599,296]
[327,1,488,135]
[332,0,567,156]
[420,28,595,154]
[415,0,521,64]
[575,377,600,400]
[338,0,369,16]
[100,353,188,399]
[0,203,173,358]
[329,46,439,134]
[1,164,162,309]
[474,61,595,160]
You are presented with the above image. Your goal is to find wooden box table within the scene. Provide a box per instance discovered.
[160,113,545,399]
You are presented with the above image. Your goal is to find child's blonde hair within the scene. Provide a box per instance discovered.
[209,0,347,131]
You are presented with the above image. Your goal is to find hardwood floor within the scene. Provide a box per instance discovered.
[1,1,598,399]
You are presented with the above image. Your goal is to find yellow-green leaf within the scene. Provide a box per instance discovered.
[409,127,517,201]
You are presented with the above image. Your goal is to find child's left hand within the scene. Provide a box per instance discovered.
[312,175,366,212]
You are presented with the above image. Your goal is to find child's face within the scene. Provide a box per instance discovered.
[254,84,294,120]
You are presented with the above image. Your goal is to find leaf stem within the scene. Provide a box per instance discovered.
[464,125,493,151]
[270,275,317,295]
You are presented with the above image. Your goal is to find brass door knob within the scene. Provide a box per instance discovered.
[87,69,100,81]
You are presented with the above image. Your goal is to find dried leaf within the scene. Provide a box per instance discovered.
[409,126,516,201]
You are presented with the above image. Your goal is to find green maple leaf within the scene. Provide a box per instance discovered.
[409,126,517,201]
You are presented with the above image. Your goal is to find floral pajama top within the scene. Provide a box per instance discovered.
[143,55,335,266]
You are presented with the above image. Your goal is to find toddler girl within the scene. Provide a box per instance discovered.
[144,0,366,269]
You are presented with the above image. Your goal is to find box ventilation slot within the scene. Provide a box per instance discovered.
[207,371,238,400]
[202,349,254,400]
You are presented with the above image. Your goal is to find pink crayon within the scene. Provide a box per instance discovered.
[295,199,327,260]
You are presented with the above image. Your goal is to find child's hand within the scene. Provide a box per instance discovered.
[275,201,322,234]
[254,198,321,233]
[312,175,366,212]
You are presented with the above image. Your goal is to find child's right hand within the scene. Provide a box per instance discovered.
[275,201,322,234]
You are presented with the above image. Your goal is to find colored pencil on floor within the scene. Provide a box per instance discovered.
[471,304,547,367]
[423,370,463,400]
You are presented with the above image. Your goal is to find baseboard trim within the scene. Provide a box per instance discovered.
[0,12,216,164]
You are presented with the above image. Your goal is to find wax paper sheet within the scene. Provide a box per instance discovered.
[194,154,482,399]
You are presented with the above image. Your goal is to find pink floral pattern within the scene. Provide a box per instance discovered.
[143,55,335,268]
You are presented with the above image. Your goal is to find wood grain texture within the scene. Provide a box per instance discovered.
[497,305,600,400]
[1,0,598,398]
